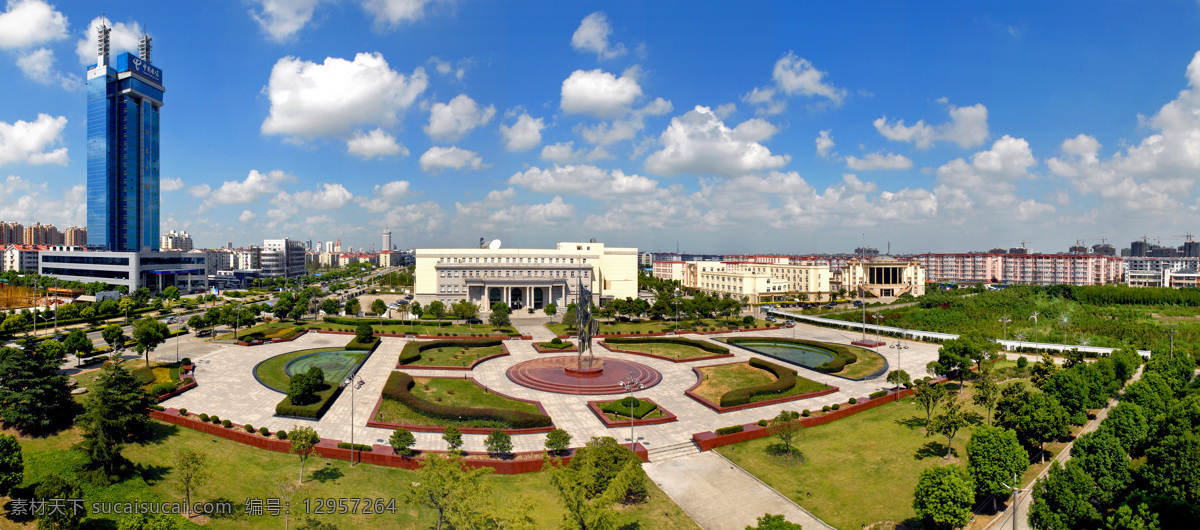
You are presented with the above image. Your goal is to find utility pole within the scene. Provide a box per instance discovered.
[1165,323,1177,358]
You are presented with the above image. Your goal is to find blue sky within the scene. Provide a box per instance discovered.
[2,1,1200,255]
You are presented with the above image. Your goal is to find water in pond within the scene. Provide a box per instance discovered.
[733,341,834,368]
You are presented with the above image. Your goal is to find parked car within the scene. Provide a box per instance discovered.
[823,302,837,309]
[466,317,483,324]
[852,301,863,307]
[765,316,778,322]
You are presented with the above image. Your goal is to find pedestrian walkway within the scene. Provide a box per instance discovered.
[644,451,832,530]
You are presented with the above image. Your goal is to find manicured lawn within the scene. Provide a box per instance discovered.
[833,345,886,379]
[313,321,518,336]
[215,321,303,341]
[598,398,659,419]
[376,377,541,428]
[405,344,503,367]
[536,341,576,350]
[693,362,829,405]
[546,317,772,336]
[7,422,697,529]
[254,347,343,391]
[609,341,723,360]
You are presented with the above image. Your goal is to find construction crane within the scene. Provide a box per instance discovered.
[1175,234,1195,242]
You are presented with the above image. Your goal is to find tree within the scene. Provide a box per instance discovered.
[288,366,324,406]
[562,303,579,330]
[1139,432,1200,506]
[187,314,206,334]
[912,464,974,530]
[489,302,511,329]
[1002,390,1069,462]
[63,329,93,366]
[547,436,647,530]
[389,427,416,457]
[1070,430,1130,508]
[0,345,72,433]
[973,366,1001,425]
[443,425,463,454]
[407,453,494,530]
[0,434,22,496]
[966,425,1027,512]
[451,299,479,321]
[914,379,948,426]
[485,428,513,458]
[1030,354,1060,388]
[174,449,212,515]
[428,300,446,319]
[117,512,182,530]
[355,322,374,344]
[288,425,320,483]
[1105,503,1161,530]
[934,337,976,389]
[103,323,127,351]
[344,297,361,316]
[767,410,803,457]
[746,513,803,529]
[1029,461,1100,530]
[1043,368,1093,425]
[78,359,148,485]
[544,303,557,321]
[132,317,170,367]
[1099,402,1149,455]
[887,369,911,391]
[34,473,85,529]
[371,298,387,316]
[320,298,339,315]
[545,428,572,456]
[409,301,422,318]
[929,400,971,458]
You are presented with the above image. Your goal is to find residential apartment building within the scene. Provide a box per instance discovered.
[0,222,21,245]
[918,253,1123,286]
[160,229,193,251]
[655,255,921,302]
[65,226,87,247]
[262,238,306,278]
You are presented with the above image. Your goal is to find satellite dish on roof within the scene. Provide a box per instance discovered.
[488,239,502,250]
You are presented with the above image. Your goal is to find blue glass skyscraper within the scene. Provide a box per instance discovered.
[86,25,163,252]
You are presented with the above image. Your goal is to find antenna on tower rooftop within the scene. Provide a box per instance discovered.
[97,21,111,67]
[138,31,152,62]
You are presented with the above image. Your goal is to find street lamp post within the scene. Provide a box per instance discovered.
[999,316,1011,343]
[889,331,909,387]
[674,289,681,334]
[234,302,242,342]
[348,373,363,465]
[1028,312,1039,354]
[618,371,645,450]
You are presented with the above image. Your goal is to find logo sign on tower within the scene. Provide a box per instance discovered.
[128,56,162,85]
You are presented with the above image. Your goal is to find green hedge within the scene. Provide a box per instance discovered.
[599,398,658,419]
[715,425,744,435]
[275,383,344,419]
[718,358,799,407]
[398,339,504,365]
[380,371,551,429]
[725,336,858,373]
[345,336,381,351]
[869,389,889,399]
[604,336,730,355]
[337,442,373,452]
[323,316,454,327]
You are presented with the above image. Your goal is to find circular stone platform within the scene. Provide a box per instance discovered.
[506,356,662,395]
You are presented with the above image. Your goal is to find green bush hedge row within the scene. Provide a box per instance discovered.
[345,336,381,351]
[604,336,730,355]
[869,389,889,399]
[715,425,744,435]
[275,384,344,419]
[323,316,454,327]
[718,358,799,407]
[398,339,504,365]
[725,337,858,373]
[337,442,373,452]
[380,371,551,429]
[599,398,658,419]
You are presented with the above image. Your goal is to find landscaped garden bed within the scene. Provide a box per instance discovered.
[587,396,677,427]
[685,358,836,413]
[369,371,554,434]
[397,338,509,369]
[547,317,778,337]
[254,336,377,419]
[532,338,576,353]
[722,336,887,380]
[600,336,732,362]
[315,316,520,337]
[219,321,307,343]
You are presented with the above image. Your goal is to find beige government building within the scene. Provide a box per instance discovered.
[654,255,925,303]
[414,241,638,312]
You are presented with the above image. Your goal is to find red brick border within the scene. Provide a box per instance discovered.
[683,361,839,413]
[150,408,647,473]
[364,375,554,435]
[586,398,678,428]
[396,342,512,371]
[597,340,733,363]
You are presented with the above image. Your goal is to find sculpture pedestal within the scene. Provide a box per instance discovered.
[506,356,661,395]
[564,358,605,377]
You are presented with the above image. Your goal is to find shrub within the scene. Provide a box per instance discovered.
[345,336,381,351]
[849,397,858,405]
[209,415,220,424]
[337,442,373,452]
[802,409,810,417]
[869,390,889,399]
[604,336,730,355]
[178,408,187,415]
[380,372,552,429]
[259,426,270,436]
[244,424,255,433]
[398,339,504,365]
[276,430,288,440]
[822,405,831,413]
[719,358,800,407]
[742,316,754,325]
[618,396,641,409]
[550,337,563,345]
[149,404,165,411]
[180,357,192,365]
[1017,356,1029,368]
[198,413,209,422]
[757,419,768,427]
[221,419,232,428]
[150,381,177,396]
[832,403,841,411]
[715,425,744,436]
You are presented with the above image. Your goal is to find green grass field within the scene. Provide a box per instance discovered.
[254,347,343,391]
[284,351,367,387]
[376,377,542,428]
[607,341,724,360]
[693,362,829,405]
[404,344,504,367]
[546,317,772,336]
[6,422,698,529]
[215,321,302,341]
[313,321,518,336]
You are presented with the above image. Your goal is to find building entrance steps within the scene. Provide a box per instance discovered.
[645,440,699,462]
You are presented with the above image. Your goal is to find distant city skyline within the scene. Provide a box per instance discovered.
[2,3,1200,253]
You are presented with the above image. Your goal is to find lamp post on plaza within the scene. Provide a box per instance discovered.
[1028,312,1039,353]
[674,288,681,334]
[618,371,645,449]
[347,373,363,465]
[999,316,1011,341]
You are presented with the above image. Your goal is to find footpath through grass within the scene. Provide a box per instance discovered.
[7,422,697,529]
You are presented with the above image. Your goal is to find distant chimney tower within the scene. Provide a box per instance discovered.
[138,32,152,62]
[97,23,111,66]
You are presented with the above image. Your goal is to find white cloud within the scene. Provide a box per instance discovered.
[816,129,835,158]
[645,106,790,177]
[560,68,642,119]
[844,151,913,171]
[0,0,67,50]
[571,12,626,60]
[239,210,256,223]
[0,113,67,166]
[499,112,545,152]
[347,128,407,159]
[74,17,141,65]
[743,51,846,114]
[261,53,428,140]
[425,94,495,142]
[731,118,779,143]
[15,47,79,89]
[577,97,673,146]
[418,146,484,173]
[713,103,737,119]
[0,177,85,228]
[540,141,583,163]
[355,180,413,213]
[934,135,1051,218]
[161,177,184,192]
[507,164,662,199]
[187,184,211,198]
[427,55,470,81]
[874,101,989,149]
[250,0,323,42]
[200,169,295,211]
[267,183,353,226]
[456,196,575,229]
[362,0,447,29]
[380,200,444,232]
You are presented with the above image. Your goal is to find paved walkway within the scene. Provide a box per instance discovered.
[644,451,832,530]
